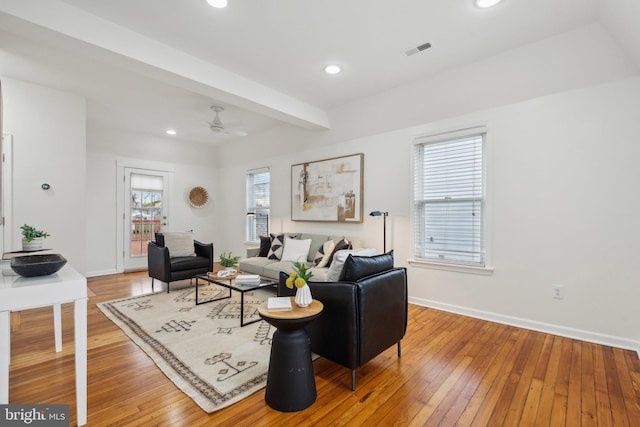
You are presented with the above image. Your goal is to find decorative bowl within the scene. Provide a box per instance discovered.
[10,254,67,277]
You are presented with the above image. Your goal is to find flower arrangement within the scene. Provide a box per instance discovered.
[219,252,240,268]
[286,262,313,289]
[20,224,50,242]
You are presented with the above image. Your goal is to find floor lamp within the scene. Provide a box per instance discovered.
[369,211,389,253]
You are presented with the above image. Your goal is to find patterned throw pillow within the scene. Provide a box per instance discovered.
[267,233,286,260]
[326,238,352,267]
[313,240,335,267]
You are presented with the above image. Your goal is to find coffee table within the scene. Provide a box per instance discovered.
[195,273,277,327]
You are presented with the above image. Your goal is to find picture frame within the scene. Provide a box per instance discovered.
[291,153,363,222]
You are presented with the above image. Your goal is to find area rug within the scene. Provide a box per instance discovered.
[97,283,277,413]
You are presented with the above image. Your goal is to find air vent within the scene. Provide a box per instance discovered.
[404,42,432,57]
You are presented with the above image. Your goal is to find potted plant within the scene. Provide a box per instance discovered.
[219,251,241,270]
[286,262,314,307]
[20,224,51,251]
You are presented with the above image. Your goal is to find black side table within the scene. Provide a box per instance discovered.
[258,298,323,412]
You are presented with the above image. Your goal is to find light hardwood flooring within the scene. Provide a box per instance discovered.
[8,271,640,426]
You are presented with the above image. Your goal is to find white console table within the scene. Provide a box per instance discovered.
[0,265,87,426]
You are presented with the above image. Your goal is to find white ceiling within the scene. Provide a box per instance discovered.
[0,0,630,146]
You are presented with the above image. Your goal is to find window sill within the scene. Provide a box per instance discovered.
[408,259,494,275]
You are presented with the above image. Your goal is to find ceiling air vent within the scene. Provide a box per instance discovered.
[404,42,432,57]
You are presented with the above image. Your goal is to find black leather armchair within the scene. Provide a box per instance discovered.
[278,252,407,390]
[148,232,214,293]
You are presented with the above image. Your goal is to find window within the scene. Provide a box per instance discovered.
[413,127,486,266]
[246,168,270,242]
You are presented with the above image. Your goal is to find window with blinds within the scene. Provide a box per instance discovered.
[413,128,485,266]
[246,168,270,242]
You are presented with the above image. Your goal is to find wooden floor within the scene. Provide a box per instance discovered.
[8,271,640,426]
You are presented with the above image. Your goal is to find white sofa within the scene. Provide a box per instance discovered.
[238,233,368,281]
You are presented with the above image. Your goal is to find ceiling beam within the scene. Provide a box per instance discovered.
[0,0,330,130]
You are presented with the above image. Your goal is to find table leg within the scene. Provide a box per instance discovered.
[74,298,87,426]
[0,310,9,404]
[54,304,62,352]
[196,278,232,306]
[239,291,262,327]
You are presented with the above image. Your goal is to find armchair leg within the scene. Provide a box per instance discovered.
[398,341,402,357]
[167,282,171,293]
[151,278,154,291]
[351,369,356,391]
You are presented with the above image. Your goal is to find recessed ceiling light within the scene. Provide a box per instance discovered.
[474,0,503,8]
[166,129,177,135]
[324,64,342,75]
[206,0,228,8]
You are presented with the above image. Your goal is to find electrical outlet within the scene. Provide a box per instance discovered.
[552,284,565,299]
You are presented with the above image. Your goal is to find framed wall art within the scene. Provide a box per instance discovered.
[291,153,363,222]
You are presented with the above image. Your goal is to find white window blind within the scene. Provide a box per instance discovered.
[414,129,485,266]
[246,168,270,242]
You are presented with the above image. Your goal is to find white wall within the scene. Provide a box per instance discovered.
[85,125,219,276]
[214,24,640,349]
[1,77,221,277]
[1,76,87,272]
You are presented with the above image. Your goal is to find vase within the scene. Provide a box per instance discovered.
[22,237,44,251]
[295,283,312,308]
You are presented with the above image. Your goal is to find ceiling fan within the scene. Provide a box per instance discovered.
[208,106,248,137]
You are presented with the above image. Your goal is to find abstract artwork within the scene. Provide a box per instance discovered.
[291,153,363,222]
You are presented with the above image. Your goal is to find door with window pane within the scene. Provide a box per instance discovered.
[124,169,169,270]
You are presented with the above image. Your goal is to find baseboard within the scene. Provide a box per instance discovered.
[409,296,640,355]
[85,268,119,278]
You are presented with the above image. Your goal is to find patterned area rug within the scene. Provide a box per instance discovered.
[97,283,277,413]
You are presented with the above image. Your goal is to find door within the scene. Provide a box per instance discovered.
[123,168,170,271]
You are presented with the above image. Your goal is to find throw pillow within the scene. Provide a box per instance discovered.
[281,238,312,262]
[162,231,195,257]
[313,240,335,267]
[326,247,377,282]
[267,233,286,260]
[326,238,352,267]
[341,251,394,282]
[258,235,271,257]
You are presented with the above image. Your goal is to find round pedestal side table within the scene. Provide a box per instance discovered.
[258,298,323,412]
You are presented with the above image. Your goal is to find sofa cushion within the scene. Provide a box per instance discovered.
[309,267,330,282]
[326,248,377,282]
[313,239,335,267]
[299,234,330,262]
[163,231,195,257]
[326,238,352,267]
[258,235,271,257]
[341,251,394,282]
[281,237,312,262]
[264,261,309,280]
[238,256,275,276]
